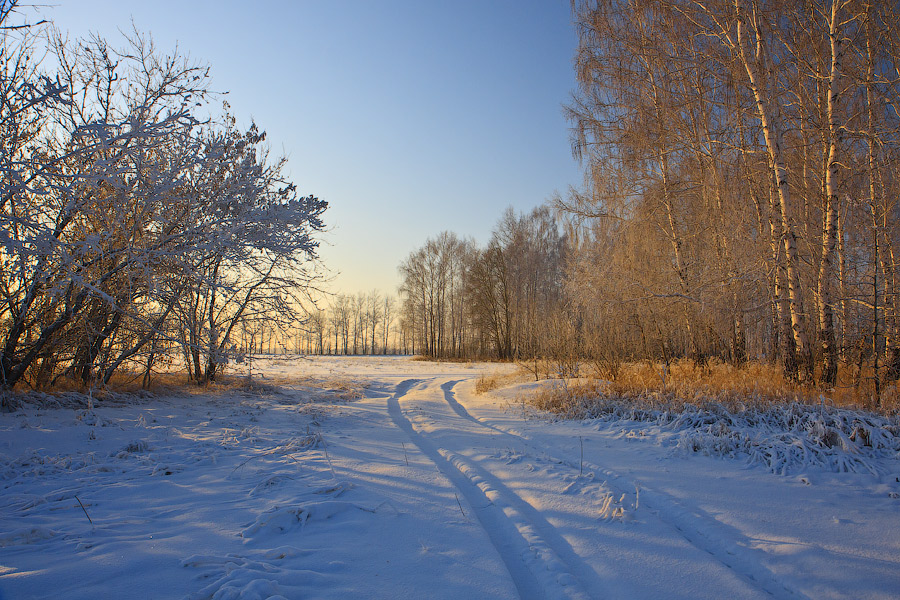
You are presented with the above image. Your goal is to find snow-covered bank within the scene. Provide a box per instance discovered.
[2,356,898,599]
[526,383,900,476]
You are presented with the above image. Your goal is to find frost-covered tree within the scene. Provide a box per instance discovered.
[172,120,326,384]
[1,26,209,389]
[0,22,326,392]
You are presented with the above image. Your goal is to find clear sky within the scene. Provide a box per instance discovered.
[45,0,583,295]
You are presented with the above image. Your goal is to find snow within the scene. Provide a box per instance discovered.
[2,355,898,599]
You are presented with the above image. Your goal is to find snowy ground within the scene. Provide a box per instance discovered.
[1,355,898,599]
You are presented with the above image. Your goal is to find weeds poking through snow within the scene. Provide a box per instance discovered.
[530,380,900,476]
[115,440,150,457]
[231,435,323,475]
[320,435,337,479]
[579,436,584,476]
[598,493,627,521]
[596,482,641,522]
[476,369,529,395]
[75,495,93,526]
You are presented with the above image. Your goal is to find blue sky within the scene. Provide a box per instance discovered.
[46,1,583,294]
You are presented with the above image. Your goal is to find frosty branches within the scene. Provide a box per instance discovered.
[0,24,326,391]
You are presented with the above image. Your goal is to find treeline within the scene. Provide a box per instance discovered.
[0,6,326,393]
[398,207,568,363]
[400,0,900,402]
[298,291,398,356]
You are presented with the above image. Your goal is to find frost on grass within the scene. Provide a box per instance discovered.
[538,389,900,476]
[113,440,150,457]
[1,450,97,480]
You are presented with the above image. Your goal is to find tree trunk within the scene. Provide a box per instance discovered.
[817,0,843,386]
[770,181,798,379]
[736,7,813,382]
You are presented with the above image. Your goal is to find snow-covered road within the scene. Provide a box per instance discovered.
[386,375,782,599]
[2,356,898,599]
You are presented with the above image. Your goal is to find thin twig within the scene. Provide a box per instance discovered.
[231,447,278,474]
[402,442,409,466]
[75,495,93,526]
[454,493,466,518]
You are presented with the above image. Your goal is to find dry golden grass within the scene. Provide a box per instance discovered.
[411,355,486,364]
[128,372,287,398]
[43,370,182,395]
[26,369,289,403]
[14,354,379,407]
[475,368,531,395]
[246,373,368,401]
[309,378,367,401]
[529,359,900,416]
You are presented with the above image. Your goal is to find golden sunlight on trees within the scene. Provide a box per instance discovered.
[563,0,900,401]
[395,0,900,406]
[398,208,564,363]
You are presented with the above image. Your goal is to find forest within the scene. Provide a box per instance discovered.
[4,0,900,410]
[390,0,900,408]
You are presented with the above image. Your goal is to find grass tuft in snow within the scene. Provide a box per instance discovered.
[530,380,900,476]
[476,370,530,395]
[533,358,900,412]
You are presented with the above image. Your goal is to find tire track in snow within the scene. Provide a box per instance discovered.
[436,447,610,598]
[388,379,596,600]
[443,380,811,600]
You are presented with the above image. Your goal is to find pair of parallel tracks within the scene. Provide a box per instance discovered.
[387,377,805,600]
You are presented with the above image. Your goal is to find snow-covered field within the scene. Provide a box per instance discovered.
[2,356,898,599]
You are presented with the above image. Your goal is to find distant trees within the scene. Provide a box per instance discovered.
[398,232,474,358]
[294,290,398,356]
[464,207,565,361]
[397,207,565,361]
[0,12,326,391]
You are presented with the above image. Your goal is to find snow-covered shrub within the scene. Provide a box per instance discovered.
[531,383,900,476]
[669,402,900,475]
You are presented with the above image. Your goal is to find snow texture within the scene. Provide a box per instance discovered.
[1,356,898,599]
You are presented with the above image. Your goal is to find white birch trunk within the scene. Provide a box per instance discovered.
[735,3,813,382]
[817,0,844,386]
